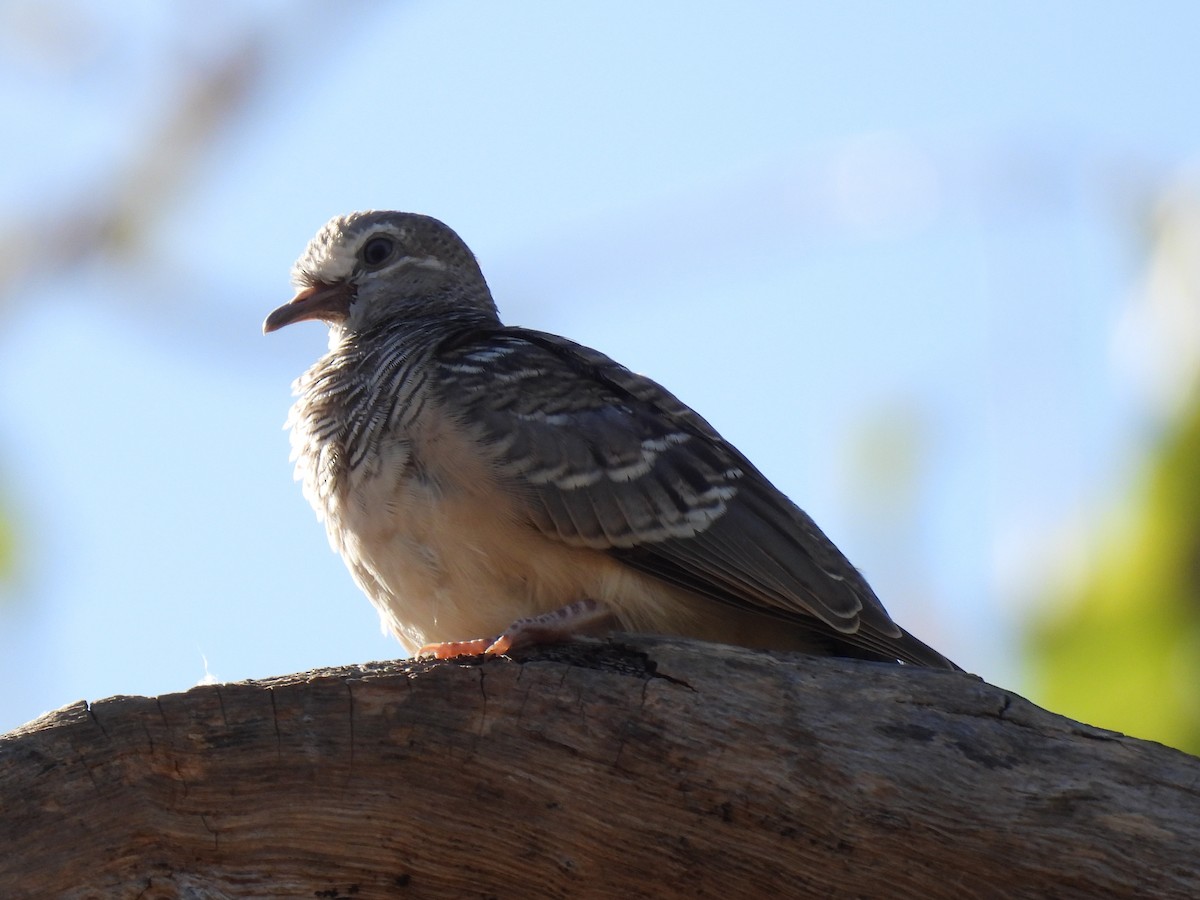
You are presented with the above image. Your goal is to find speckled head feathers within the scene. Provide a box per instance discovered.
[265,211,498,335]
[291,211,481,289]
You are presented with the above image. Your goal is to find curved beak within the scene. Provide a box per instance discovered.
[263,282,355,334]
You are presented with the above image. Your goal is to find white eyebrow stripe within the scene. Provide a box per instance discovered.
[401,256,448,272]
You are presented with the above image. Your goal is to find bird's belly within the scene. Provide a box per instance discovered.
[315,423,802,656]
[327,457,598,653]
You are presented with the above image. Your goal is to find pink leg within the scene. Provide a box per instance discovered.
[418,598,614,659]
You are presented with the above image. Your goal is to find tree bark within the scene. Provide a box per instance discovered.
[1,635,1197,899]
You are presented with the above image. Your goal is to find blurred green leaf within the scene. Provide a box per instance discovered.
[1029,392,1200,755]
[0,489,17,588]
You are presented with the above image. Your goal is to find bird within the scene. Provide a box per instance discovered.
[264,210,960,670]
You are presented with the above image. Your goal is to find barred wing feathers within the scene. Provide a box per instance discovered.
[436,326,957,670]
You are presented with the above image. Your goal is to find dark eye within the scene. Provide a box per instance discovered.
[360,235,395,268]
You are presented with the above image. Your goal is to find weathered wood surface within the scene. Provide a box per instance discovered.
[1,635,1197,899]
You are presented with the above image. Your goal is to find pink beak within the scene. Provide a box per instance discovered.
[263,282,355,334]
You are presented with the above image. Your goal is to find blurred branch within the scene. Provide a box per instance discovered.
[0,2,390,306]
[1,26,260,298]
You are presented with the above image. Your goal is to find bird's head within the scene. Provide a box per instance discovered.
[263,211,498,337]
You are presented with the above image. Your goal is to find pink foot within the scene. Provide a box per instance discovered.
[417,637,495,659]
[417,598,613,659]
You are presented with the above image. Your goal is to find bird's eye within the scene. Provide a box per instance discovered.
[360,235,395,268]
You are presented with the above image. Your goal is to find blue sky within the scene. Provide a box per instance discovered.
[2,1,1198,733]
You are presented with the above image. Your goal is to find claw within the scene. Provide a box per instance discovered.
[417,599,613,661]
[483,633,514,655]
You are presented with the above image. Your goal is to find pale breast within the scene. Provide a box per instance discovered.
[317,401,743,653]
[289,342,808,655]
[318,398,579,651]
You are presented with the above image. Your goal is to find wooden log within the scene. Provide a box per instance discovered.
[1,635,1197,899]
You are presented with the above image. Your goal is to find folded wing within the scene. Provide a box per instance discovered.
[435,326,958,669]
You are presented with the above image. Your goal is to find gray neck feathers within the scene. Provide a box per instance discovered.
[291,314,487,487]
